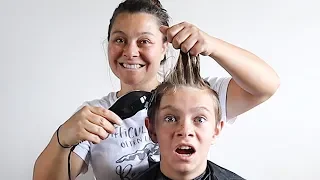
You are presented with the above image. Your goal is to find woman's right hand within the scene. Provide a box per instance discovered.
[58,106,123,146]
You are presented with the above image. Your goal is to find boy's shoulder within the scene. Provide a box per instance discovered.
[208,160,245,180]
[133,160,245,180]
[132,162,160,180]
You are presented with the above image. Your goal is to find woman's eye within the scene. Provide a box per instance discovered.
[164,115,176,122]
[140,39,150,44]
[195,116,206,123]
[115,38,125,43]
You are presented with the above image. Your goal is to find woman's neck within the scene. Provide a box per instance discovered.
[117,79,160,98]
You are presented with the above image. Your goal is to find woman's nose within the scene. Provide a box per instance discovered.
[123,42,139,59]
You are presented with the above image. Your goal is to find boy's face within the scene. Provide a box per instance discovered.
[146,86,223,177]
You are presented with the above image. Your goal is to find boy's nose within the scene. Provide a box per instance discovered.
[175,120,195,138]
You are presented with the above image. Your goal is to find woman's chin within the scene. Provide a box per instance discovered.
[120,76,144,86]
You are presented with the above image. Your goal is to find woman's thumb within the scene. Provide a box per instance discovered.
[159,25,169,34]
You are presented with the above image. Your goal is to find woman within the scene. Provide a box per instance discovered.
[33,0,280,180]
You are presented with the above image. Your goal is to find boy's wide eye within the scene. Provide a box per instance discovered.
[194,116,206,123]
[164,115,176,122]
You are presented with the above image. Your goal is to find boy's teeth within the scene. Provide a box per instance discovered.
[123,63,142,69]
[178,146,192,150]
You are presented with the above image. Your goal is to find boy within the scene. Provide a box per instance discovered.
[134,52,245,180]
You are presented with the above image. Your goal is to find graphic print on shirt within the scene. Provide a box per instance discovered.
[109,124,160,180]
[116,143,159,163]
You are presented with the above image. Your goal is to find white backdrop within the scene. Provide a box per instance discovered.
[1,0,319,179]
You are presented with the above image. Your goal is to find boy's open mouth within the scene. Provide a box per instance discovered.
[175,145,196,156]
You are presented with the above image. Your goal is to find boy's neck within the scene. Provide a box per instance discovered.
[159,161,208,180]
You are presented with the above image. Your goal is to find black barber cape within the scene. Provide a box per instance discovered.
[133,160,245,180]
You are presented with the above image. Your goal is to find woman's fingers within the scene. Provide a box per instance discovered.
[171,27,192,49]
[83,119,110,140]
[160,22,214,56]
[160,22,185,42]
[180,33,198,54]
[159,25,169,35]
[59,105,122,146]
[192,39,211,56]
[88,106,123,126]
[80,129,103,144]
[86,113,116,134]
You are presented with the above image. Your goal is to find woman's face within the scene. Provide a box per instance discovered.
[108,12,167,87]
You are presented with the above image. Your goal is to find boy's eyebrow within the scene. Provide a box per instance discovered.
[159,105,179,111]
[111,30,155,36]
[159,105,212,113]
[191,107,211,113]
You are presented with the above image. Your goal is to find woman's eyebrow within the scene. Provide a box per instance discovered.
[111,30,155,36]
[111,30,125,35]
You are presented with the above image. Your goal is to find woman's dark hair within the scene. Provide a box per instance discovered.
[147,51,222,126]
[107,0,170,64]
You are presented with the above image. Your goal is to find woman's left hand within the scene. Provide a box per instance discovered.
[160,22,214,56]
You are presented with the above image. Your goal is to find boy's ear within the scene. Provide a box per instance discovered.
[211,121,224,144]
[145,117,158,143]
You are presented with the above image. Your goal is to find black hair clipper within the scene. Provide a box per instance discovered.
[108,90,152,120]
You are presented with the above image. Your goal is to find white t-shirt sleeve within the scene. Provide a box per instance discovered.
[204,76,236,124]
[73,140,91,166]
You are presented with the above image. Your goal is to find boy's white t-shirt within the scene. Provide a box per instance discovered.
[73,77,235,180]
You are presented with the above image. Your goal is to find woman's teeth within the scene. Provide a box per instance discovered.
[122,63,143,69]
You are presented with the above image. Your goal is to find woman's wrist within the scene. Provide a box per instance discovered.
[56,125,73,148]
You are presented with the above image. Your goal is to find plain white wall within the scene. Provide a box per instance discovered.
[1,0,319,179]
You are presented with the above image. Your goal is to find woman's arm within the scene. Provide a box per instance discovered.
[33,105,122,180]
[160,22,280,120]
[209,37,280,119]
[33,131,86,180]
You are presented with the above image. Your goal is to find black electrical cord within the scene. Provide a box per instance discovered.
[68,146,76,180]
[56,125,77,180]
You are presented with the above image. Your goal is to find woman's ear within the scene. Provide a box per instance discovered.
[145,117,158,143]
[211,121,224,144]
[161,42,168,60]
